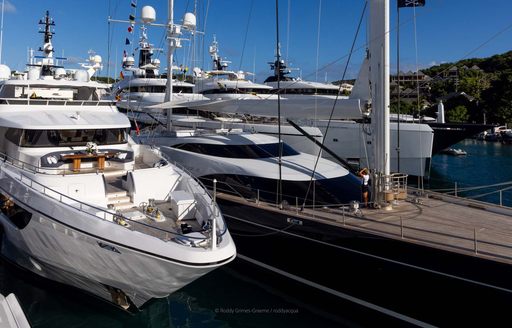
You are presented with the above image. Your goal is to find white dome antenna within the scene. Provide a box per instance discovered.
[141,6,156,24]
[0,65,11,80]
[182,13,196,31]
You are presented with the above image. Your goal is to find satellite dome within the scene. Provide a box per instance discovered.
[141,6,156,24]
[74,69,89,82]
[54,67,67,79]
[0,64,10,80]
[183,13,196,30]
[124,56,135,67]
[93,55,102,64]
[28,67,41,80]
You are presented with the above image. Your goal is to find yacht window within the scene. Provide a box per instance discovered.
[17,128,127,147]
[0,193,32,229]
[172,142,300,158]
[5,128,22,145]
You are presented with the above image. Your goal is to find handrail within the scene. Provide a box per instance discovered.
[0,98,114,107]
[1,167,228,241]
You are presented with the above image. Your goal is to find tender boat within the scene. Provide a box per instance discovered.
[439,148,467,156]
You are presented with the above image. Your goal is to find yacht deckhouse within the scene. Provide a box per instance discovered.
[0,11,235,310]
[192,37,274,98]
[263,56,345,96]
[111,9,206,113]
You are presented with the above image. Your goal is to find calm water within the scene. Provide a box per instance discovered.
[427,139,512,207]
[2,139,511,327]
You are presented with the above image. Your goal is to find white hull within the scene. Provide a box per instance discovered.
[0,164,234,308]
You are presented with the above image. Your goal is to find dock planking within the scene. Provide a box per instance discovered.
[217,189,512,265]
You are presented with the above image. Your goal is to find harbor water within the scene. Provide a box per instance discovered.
[1,138,511,327]
[427,139,512,207]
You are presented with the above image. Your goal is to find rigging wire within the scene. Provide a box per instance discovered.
[314,0,322,123]
[235,0,255,90]
[412,4,425,188]
[300,1,368,209]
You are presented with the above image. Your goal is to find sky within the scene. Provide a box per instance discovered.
[0,0,511,83]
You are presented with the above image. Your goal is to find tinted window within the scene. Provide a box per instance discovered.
[172,142,300,158]
[17,129,127,147]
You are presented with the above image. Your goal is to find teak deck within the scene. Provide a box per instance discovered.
[218,189,512,265]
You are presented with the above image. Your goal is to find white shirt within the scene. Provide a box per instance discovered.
[362,174,369,186]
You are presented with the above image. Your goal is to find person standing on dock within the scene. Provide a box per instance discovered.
[359,168,370,207]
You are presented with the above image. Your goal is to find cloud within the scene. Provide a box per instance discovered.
[3,1,16,13]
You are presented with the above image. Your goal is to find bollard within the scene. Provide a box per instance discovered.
[400,217,404,239]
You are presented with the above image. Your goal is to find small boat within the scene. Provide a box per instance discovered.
[440,148,467,156]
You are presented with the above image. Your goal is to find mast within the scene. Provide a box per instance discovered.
[164,1,196,130]
[275,0,283,207]
[369,0,391,198]
[165,0,175,130]
[0,0,4,64]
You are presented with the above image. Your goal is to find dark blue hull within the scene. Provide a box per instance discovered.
[219,197,512,326]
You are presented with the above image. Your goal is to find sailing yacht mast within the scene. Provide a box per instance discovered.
[369,0,390,177]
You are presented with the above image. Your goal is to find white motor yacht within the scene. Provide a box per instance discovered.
[111,22,207,113]
[0,11,235,310]
[192,37,275,102]
[139,122,362,207]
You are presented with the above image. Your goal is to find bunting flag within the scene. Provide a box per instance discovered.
[398,0,425,7]
[128,14,135,21]
[125,38,131,45]
[131,1,137,8]
[128,26,133,33]
[123,50,127,57]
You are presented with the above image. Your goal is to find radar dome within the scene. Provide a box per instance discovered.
[182,13,196,30]
[124,56,135,67]
[0,64,10,80]
[93,55,102,64]
[54,68,67,79]
[74,70,89,82]
[152,58,161,67]
[141,6,156,24]
[28,67,41,80]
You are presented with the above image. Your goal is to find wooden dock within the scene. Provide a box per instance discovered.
[218,189,512,265]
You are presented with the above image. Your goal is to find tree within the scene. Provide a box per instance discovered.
[390,99,414,115]
[481,70,512,124]
[446,105,469,123]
